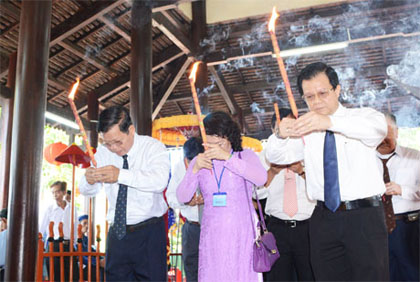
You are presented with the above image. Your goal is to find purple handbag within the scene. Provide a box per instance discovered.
[240,152,280,272]
[252,193,280,272]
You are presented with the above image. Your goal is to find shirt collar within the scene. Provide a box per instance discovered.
[53,200,68,210]
[330,103,345,117]
[377,145,400,160]
[126,133,139,159]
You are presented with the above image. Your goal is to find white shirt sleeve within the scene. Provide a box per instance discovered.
[329,108,387,148]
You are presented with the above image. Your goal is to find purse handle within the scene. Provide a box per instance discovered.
[239,152,268,235]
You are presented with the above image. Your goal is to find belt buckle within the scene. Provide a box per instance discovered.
[289,220,297,228]
[407,212,419,222]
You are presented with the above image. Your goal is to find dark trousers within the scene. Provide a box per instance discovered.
[181,221,200,282]
[310,204,389,281]
[47,241,80,282]
[106,217,167,281]
[389,213,419,281]
[266,216,314,281]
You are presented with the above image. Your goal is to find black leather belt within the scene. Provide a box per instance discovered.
[186,220,200,226]
[395,210,420,222]
[317,195,382,211]
[269,216,309,228]
[126,216,163,233]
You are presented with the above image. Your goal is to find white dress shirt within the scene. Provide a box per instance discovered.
[377,145,420,214]
[267,104,387,201]
[39,201,78,241]
[265,134,315,220]
[166,160,200,222]
[79,134,170,225]
[0,229,6,267]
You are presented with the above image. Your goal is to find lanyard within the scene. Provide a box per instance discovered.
[212,164,226,193]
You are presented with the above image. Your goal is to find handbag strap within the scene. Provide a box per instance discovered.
[238,152,268,235]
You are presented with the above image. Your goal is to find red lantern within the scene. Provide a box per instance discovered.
[43,142,67,166]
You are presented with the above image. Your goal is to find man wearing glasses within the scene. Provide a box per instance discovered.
[79,106,170,281]
[270,62,388,281]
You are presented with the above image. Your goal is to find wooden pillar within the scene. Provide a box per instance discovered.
[191,0,208,113]
[130,0,153,135]
[5,1,52,281]
[0,52,17,209]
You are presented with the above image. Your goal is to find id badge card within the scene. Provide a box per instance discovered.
[213,192,227,207]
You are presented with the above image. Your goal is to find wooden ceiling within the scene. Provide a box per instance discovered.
[0,0,419,138]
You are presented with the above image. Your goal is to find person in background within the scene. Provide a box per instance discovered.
[265,109,315,281]
[0,208,7,282]
[167,137,204,282]
[39,181,79,281]
[65,190,71,203]
[376,112,420,281]
[273,62,388,281]
[77,215,105,281]
[177,111,267,282]
[79,106,170,281]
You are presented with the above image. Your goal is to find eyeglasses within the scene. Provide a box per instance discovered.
[103,140,123,149]
[303,87,334,103]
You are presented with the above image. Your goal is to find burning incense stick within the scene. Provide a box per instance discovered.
[188,62,208,146]
[269,7,299,119]
[67,78,97,167]
[273,103,281,126]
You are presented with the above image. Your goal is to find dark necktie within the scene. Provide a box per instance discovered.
[114,154,128,240]
[381,153,396,233]
[324,130,341,212]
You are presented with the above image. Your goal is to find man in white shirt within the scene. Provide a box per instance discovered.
[265,109,315,281]
[167,137,204,282]
[376,112,420,281]
[39,181,79,281]
[273,62,388,281]
[79,106,170,281]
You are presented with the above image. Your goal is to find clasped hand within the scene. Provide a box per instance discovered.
[85,165,120,184]
[275,112,332,138]
[192,143,231,173]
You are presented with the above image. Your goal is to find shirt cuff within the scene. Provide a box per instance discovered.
[328,115,345,133]
[118,168,130,185]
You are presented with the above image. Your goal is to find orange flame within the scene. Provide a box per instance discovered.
[188,62,201,83]
[68,78,80,100]
[268,7,279,33]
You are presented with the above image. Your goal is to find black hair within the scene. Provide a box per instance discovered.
[0,208,7,219]
[297,62,339,96]
[203,111,243,152]
[183,137,204,161]
[270,108,293,128]
[383,112,397,126]
[97,106,132,133]
[66,190,71,195]
[51,181,67,192]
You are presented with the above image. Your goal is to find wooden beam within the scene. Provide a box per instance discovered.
[99,15,131,42]
[49,0,126,47]
[152,12,191,54]
[208,66,239,114]
[174,101,184,114]
[152,56,193,120]
[58,40,119,75]
[0,1,20,19]
[152,45,184,71]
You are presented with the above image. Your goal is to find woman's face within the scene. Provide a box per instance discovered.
[206,135,232,152]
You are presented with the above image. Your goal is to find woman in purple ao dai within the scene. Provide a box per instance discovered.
[177,112,267,282]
